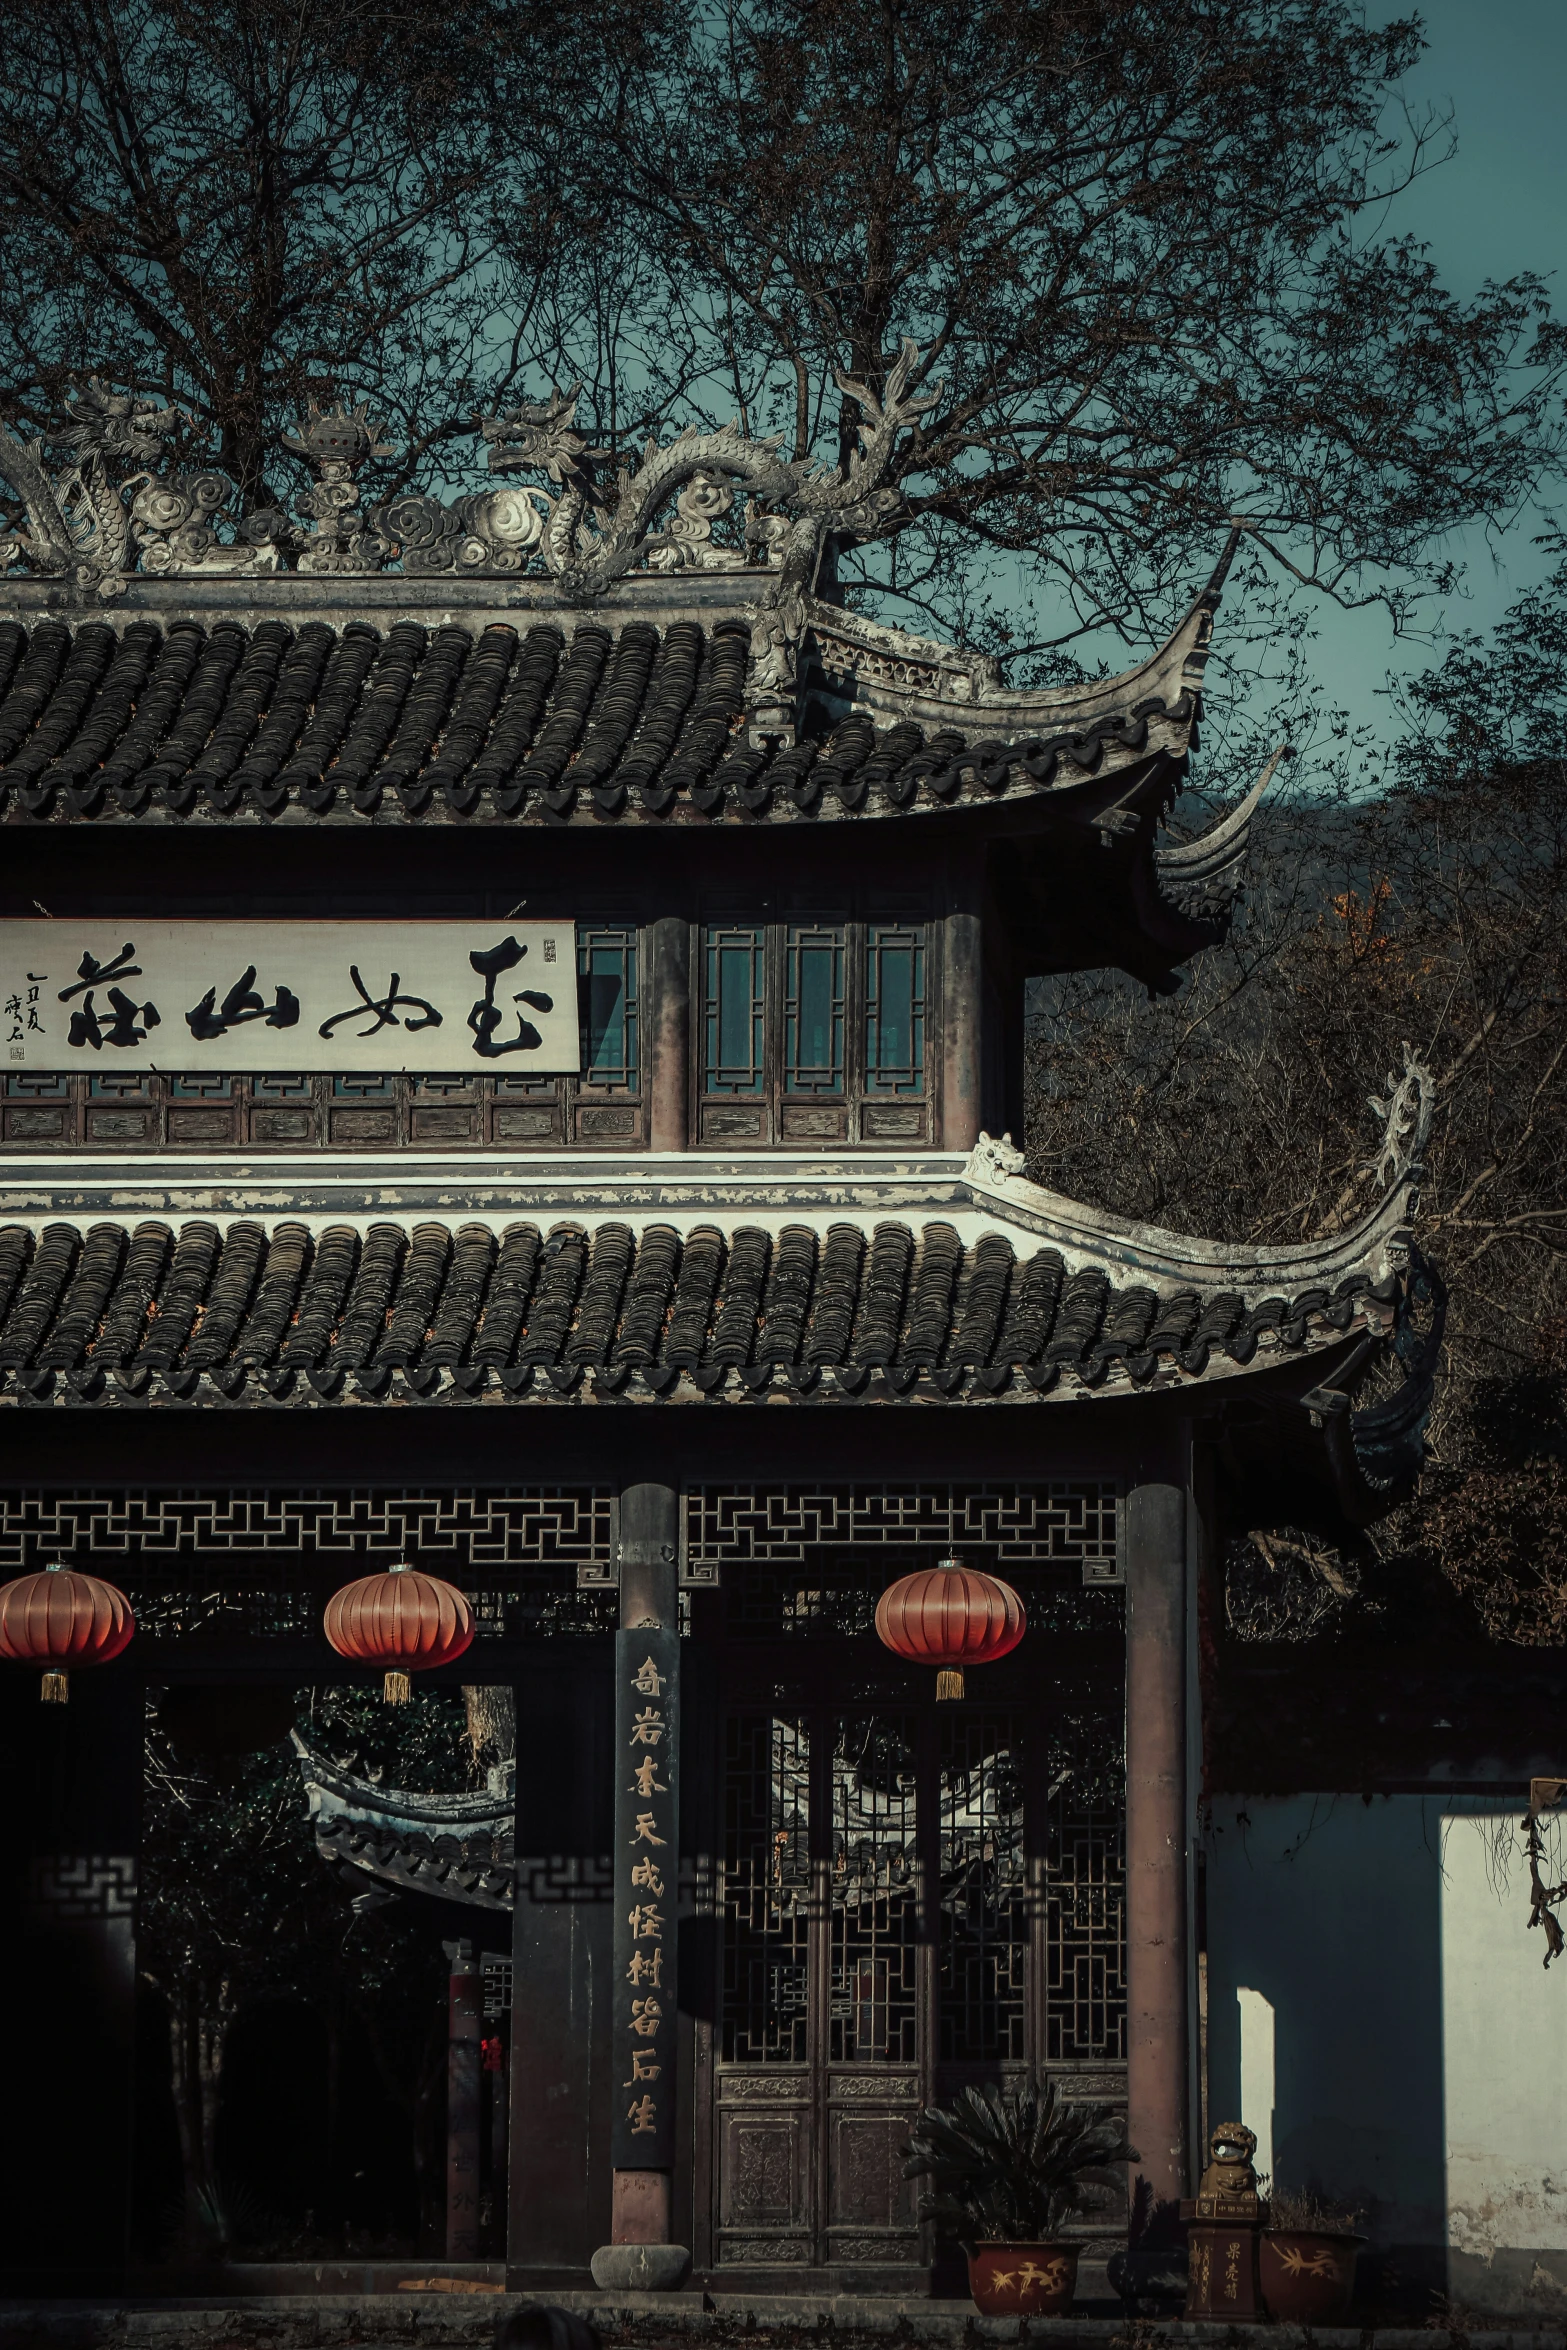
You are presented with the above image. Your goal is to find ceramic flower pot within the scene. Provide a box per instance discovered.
[1259,2228,1365,2322]
[967,2241,1080,2315]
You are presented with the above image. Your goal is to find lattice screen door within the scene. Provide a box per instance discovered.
[710,1698,1124,2273]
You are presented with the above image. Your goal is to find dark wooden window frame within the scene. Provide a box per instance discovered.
[695,908,937,1150]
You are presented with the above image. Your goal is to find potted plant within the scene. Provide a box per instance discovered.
[1260,2187,1366,2322]
[902,2081,1137,2316]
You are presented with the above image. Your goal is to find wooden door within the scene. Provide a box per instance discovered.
[711,1703,1047,2276]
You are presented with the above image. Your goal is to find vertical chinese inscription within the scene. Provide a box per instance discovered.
[611,1626,680,2169]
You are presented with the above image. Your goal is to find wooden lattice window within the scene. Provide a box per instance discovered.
[721,1713,811,2063]
[703,925,767,1095]
[864,924,926,1096]
[783,925,846,1095]
[697,915,933,1146]
[940,1709,1027,2063]
[577,924,638,1091]
[717,1697,1126,2073]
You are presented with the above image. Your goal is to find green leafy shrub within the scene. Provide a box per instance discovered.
[902,2081,1137,2245]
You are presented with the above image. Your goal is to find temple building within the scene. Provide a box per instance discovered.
[0,365,1444,2298]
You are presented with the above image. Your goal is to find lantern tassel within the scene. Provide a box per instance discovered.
[383,1670,412,1705]
[936,1667,964,1702]
[40,1671,68,1704]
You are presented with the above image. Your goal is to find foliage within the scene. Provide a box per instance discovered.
[1265,2183,1364,2234]
[305,1683,479,1791]
[563,0,1564,656]
[138,1682,471,2249]
[0,0,589,504]
[0,1,1561,666]
[1223,1529,1363,1645]
[1025,554,1567,1646]
[902,2080,1137,2243]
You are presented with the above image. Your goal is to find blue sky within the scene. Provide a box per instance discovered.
[1307,0,1567,747]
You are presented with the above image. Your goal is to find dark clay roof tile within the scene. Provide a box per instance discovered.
[0,1219,1372,1398]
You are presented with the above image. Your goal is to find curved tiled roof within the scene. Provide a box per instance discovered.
[0,603,1199,829]
[0,1206,1390,1407]
[295,1734,515,1912]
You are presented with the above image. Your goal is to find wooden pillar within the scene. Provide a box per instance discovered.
[1125,1476,1189,2216]
[646,917,690,1153]
[999,961,1027,1143]
[609,1480,680,2248]
[0,1662,141,2284]
[444,1939,482,2259]
[486,2025,509,2248]
[941,889,983,1152]
[507,1649,614,2279]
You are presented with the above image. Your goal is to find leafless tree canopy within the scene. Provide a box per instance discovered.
[0,0,1563,648]
[0,0,589,505]
[571,0,1565,652]
[1028,547,1567,1643]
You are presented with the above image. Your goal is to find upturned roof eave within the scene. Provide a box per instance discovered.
[801,575,1214,742]
[0,1137,1413,1299]
[960,1144,1418,1298]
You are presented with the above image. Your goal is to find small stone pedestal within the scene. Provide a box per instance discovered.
[1182,2121,1266,2321]
[1183,2218,1264,2318]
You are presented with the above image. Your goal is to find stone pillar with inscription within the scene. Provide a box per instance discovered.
[590,1480,691,2289]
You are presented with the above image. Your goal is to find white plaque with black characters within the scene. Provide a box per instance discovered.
[0,920,580,1073]
[611,1627,679,2169]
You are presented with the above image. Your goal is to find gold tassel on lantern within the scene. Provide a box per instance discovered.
[936,1667,965,1702]
[41,1670,68,1704]
[384,1670,412,1705]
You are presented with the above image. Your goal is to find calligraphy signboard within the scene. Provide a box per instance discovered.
[611,1626,679,2170]
[0,921,580,1073]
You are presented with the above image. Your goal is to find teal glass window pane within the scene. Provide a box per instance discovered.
[704,925,765,1094]
[784,925,845,1094]
[865,925,926,1095]
[577,925,639,1090]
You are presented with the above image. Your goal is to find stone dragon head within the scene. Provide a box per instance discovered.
[54,377,184,469]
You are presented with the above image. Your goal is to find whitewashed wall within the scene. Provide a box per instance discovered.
[1206,1794,1567,2314]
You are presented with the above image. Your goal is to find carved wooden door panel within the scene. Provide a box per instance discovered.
[710,1695,1123,2275]
[713,1708,927,2272]
[714,1715,815,2267]
[821,1712,924,2269]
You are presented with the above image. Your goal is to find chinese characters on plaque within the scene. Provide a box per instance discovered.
[0,921,579,1073]
[611,1627,679,2169]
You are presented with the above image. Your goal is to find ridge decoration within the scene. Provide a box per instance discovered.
[0,342,940,610]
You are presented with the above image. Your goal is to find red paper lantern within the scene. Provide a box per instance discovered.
[875,1557,1025,1700]
[0,1561,135,1702]
[323,1561,474,1703]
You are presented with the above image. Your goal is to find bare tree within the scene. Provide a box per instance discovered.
[0,0,591,505]
[566,0,1566,656]
[1025,548,1567,1642]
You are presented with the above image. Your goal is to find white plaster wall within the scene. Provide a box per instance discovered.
[1206,1793,1567,2313]
[1440,1805,1567,2261]
[1206,1794,1448,2248]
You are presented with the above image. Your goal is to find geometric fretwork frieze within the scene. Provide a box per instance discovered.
[0,1486,616,1575]
[684,1481,1120,1585]
[25,1853,138,1920]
